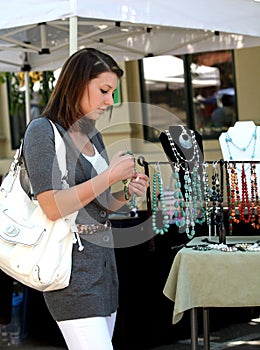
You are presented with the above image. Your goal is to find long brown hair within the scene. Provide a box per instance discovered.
[42,48,123,130]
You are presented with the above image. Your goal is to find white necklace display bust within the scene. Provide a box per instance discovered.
[219,121,260,162]
[219,121,260,195]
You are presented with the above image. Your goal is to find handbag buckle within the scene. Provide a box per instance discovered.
[4,225,20,237]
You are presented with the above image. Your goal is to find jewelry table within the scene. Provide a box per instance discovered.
[163,235,260,350]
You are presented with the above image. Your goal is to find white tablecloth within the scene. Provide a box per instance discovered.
[163,236,260,324]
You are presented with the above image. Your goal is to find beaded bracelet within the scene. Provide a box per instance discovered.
[121,150,134,200]
[121,150,137,212]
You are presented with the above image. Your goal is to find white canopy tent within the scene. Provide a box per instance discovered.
[0,0,260,122]
[0,0,260,72]
[1,0,260,36]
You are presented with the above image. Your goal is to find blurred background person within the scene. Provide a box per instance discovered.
[211,93,235,128]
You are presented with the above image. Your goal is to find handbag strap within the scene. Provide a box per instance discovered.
[49,121,83,249]
[48,120,69,189]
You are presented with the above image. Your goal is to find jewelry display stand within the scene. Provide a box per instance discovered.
[159,126,204,194]
[219,121,260,193]
[136,123,260,247]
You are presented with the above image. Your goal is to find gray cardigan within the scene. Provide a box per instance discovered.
[23,117,118,321]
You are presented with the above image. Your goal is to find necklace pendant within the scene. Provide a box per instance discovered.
[178,126,193,149]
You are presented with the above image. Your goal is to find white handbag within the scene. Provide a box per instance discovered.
[0,120,78,292]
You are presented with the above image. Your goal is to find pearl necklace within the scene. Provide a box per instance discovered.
[183,169,196,239]
[182,166,206,239]
[172,165,185,228]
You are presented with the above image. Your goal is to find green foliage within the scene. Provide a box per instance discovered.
[0,71,55,117]
[6,72,25,116]
[0,72,6,85]
[38,71,56,108]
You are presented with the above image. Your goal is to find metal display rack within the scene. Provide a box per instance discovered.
[138,157,260,244]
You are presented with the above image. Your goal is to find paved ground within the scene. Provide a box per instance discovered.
[1,315,260,350]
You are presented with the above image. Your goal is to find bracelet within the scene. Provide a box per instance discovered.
[123,179,130,200]
[121,150,137,211]
[121,150,135,200]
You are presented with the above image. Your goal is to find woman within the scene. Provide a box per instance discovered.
[23,48,149,350]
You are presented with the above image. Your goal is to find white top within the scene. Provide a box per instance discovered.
[82,144,108,174]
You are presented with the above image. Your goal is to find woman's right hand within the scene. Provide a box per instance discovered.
[107,150,135,184]
[37,151,135,221]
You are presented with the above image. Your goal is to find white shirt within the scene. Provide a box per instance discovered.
[82,144,108,174]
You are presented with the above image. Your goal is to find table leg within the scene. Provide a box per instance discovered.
[203,308,210,350]
[190,308,198,350]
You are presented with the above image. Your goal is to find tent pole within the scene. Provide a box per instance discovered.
[24,71,31,125]
[22,51,31,125]
[69,16,78,55]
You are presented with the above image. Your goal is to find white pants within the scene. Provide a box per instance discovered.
[57,312,116,350]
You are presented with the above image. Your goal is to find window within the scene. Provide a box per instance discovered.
[192,51,237,139]
[140,50,237,141]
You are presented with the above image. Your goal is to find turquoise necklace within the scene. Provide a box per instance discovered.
[225,126,257,161]
[152,167,170,235]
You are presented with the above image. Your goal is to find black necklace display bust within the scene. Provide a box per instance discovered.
[159,126,204,193]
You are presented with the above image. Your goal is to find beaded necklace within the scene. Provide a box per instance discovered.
[151,166,170,235]
[192,165,206,225]
[250,163,260,229]
[163,128,206,238]
[240,163,251,224]
[183,169,195,239]
[121,150,138,215]
[202,162,211,228]
[182,166,205,239]
[211,162,220,227]
[225,162,233,235]
[172,165,185,228]
[164,129,200,170]
[162,173,175,224]
[228,162,241,228]
[225,126,257,169]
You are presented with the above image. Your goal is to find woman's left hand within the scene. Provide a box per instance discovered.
[128,172,150,197]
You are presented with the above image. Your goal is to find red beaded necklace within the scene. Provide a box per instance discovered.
[239,163,251,224]
[250,163,260,229]
[229,163,240,226]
